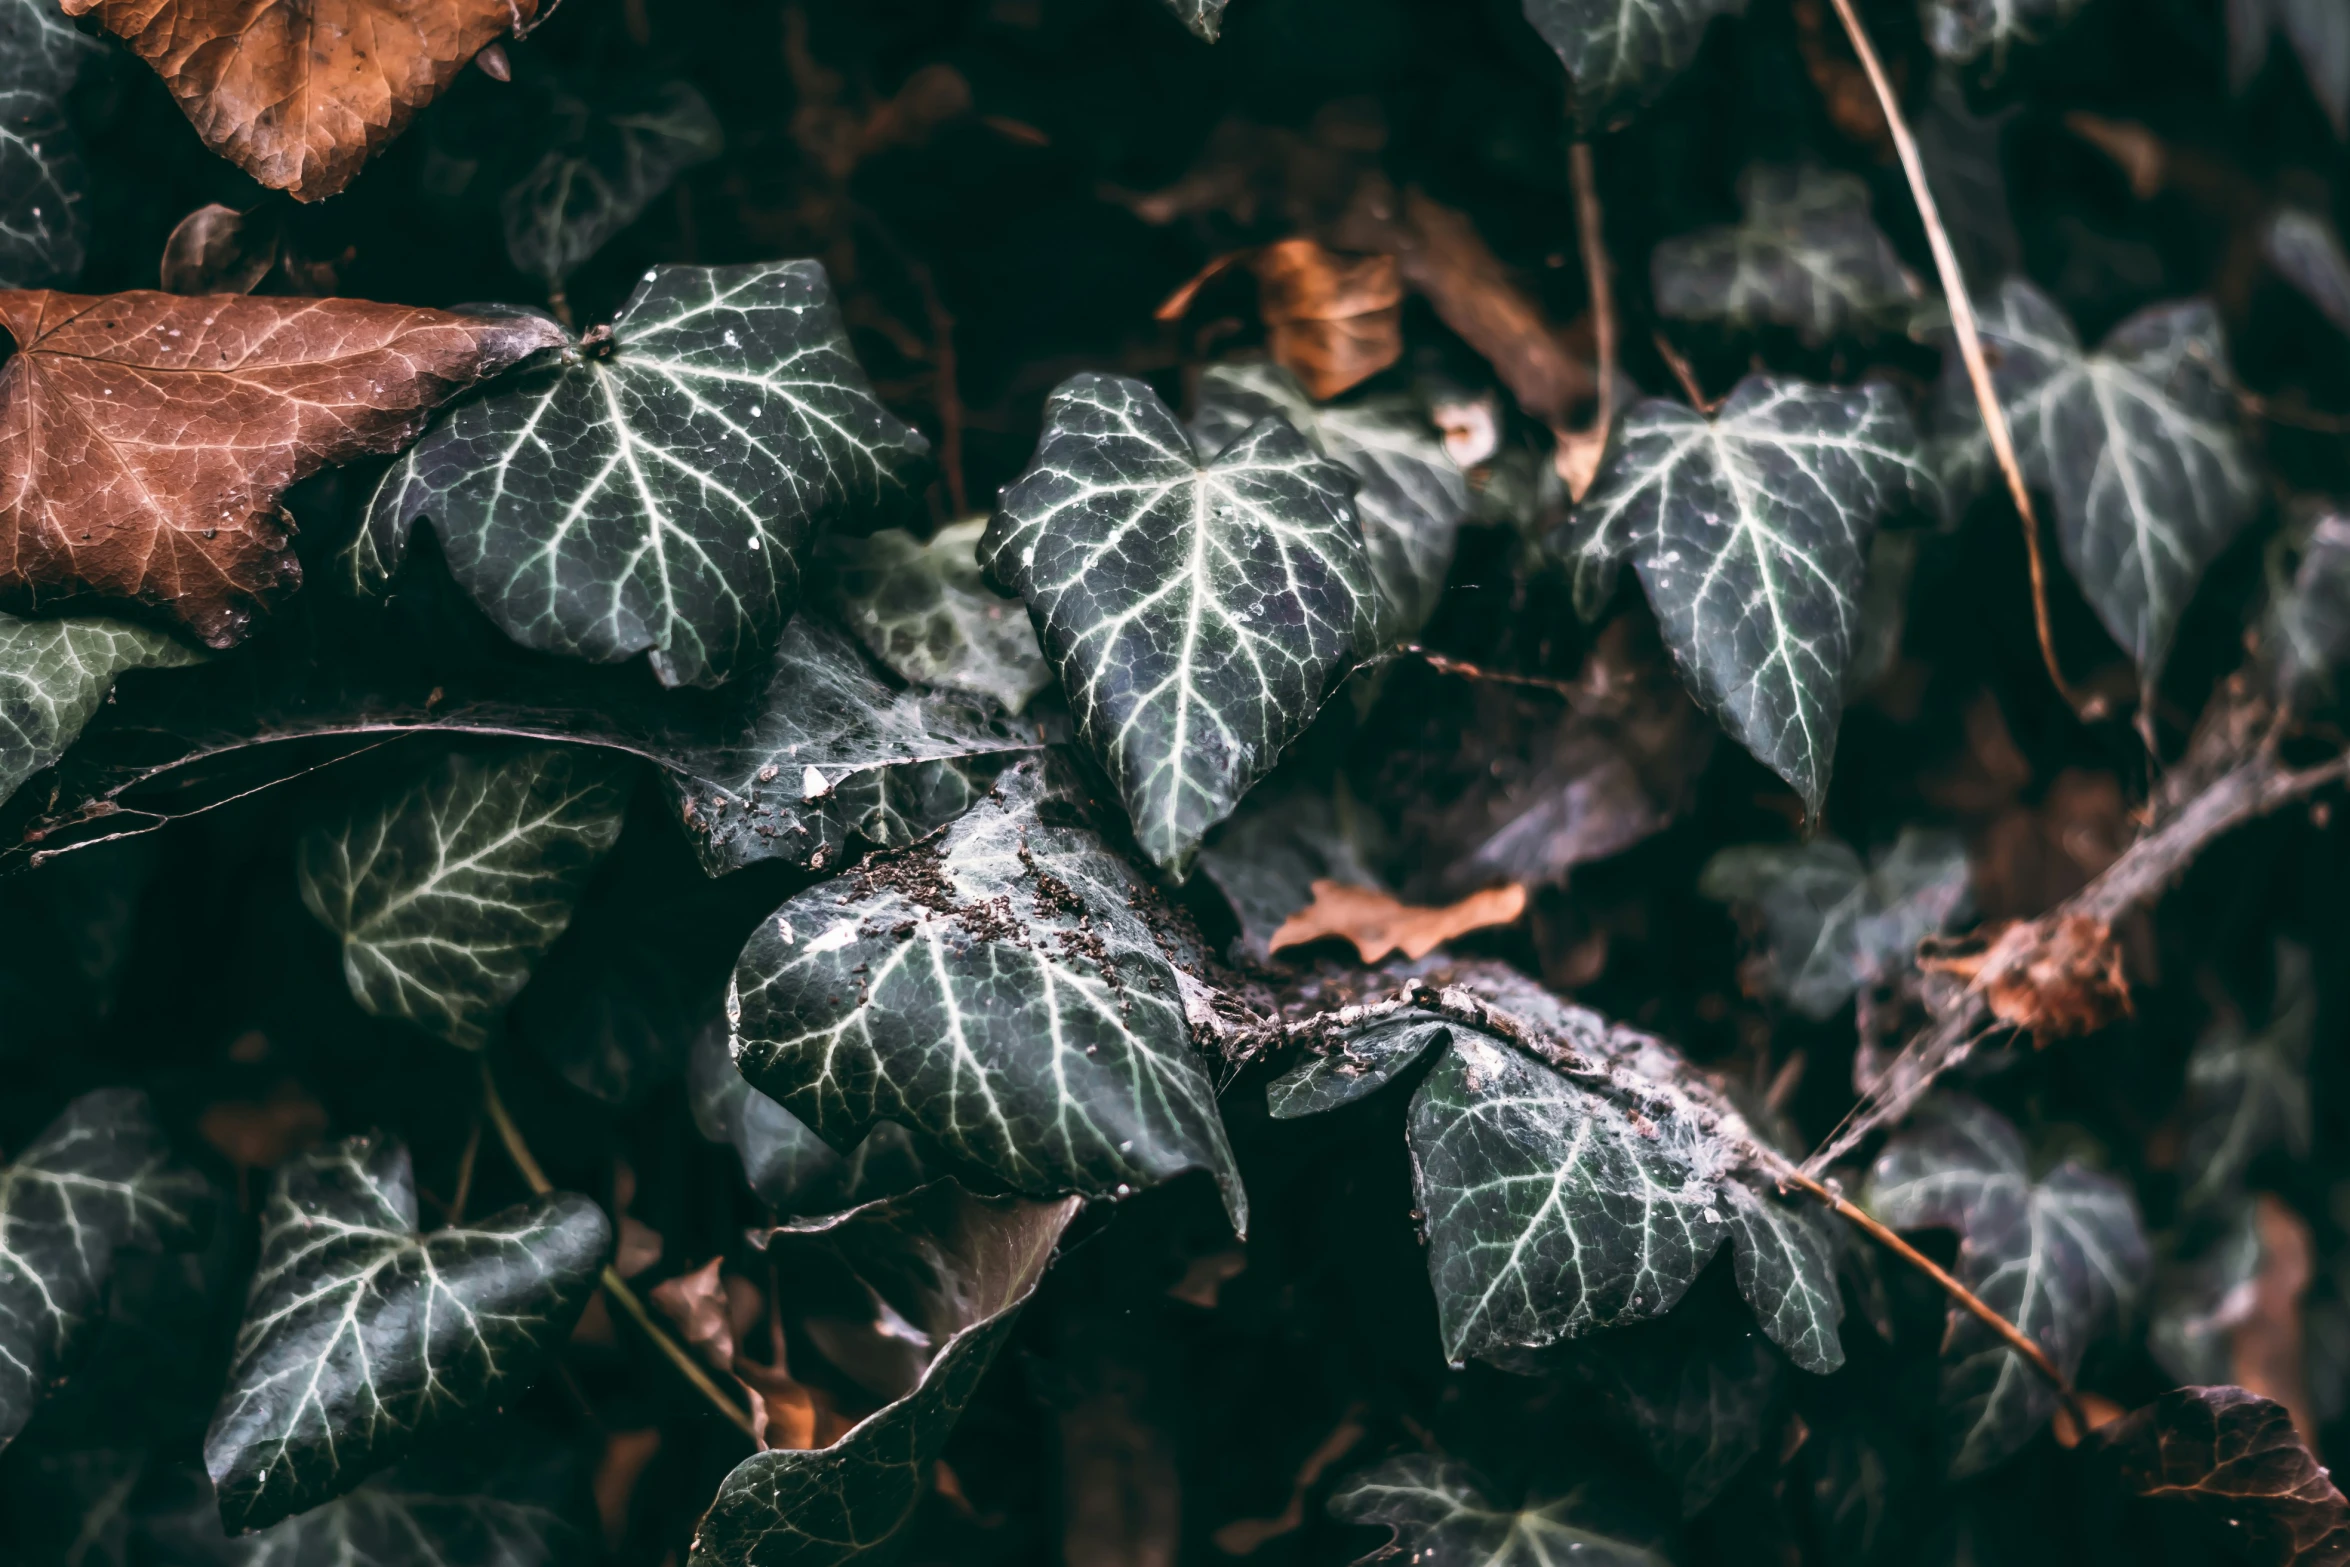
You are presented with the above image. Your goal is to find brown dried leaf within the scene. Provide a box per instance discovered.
[2100,1386,2350,1567]
[65,0,543,200]
[2238,1196,2318,1448]
[649,1256,736,1372]
[195,1080,328,1169]
[1247,239,1402,400]
[0,290,562,645]
[1269,880,1526,964]
[1923,913,2131,1040]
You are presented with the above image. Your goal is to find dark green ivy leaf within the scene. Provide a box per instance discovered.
[1523,0,1749,133]
[980,372,1377,876]
[203,1133,609,1534]
[2264,209,2350,337]
[1915,73,2022,292]
[1399,965,1843,1373]
[729,752,1247,1230]
[1934,280,2257,686]
[1699,826,1972,1020]
[503,81,725,288]
[1328,1454,1669,1567]
[0,612,203,811]
[2272,512,2350,710]
[2230,0,2350,138]
[1162,0,1230,41]
[1265,1010,1452,1119]
[0,0,98,287]
[1559,375,1937,817]
[690,1184,1079,1567]
[1652,166,1919,343]
[825,520,1054,716]
[1190,361,1470,640]
[2181,940,2314,1213]
[297,744,633,1049]
[1866,1095,2149,1477]
[1924,0,2091,68]
[360,261,932,689]
[688,1023,926,1214]
[0,1089,213,1453]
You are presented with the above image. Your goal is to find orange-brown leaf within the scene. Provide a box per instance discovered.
[0,290,563,646]
[1924,913,2131,1040]
[1269,879,1526,964]
[65,0,540,200]
[1248,238,1403,400]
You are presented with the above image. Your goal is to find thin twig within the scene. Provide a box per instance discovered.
[447,1111,481,1226]
[1652,330,1716,414]
[1398,644,1587,700]
[479,1059,760,1442]
[1781,1169,2086,1428]
[1824,0,2097,721]
[1558,141,1618,499]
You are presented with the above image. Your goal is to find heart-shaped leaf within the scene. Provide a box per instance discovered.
[1700,826,1973,1020]
[980,371,1376,875]
[503,81,726,289]
[2097,1386,2350,1565]
[0,614,203,811]
[1652,166,1918,343]
[1190,361,1470,640]
[1559,375,1936,817]
[0,1088,213,1453]
[825,519,1054,716]
[1866,1094,2150,1477]
[729,752,1247,1232]
[1328,1454,1669,1567]
[2230,0,2350,138]
[0,290,565,647]
[688,1022,926,1214]
[0,0,100,288]
[361,261,932,689]
[1524,0,1748,132]
[1162,0,1230,41]
[298,744,632,1049]
[690,1185,1079,1567]
[1395,964,1844,1373]
[63,0,544,200]
[1933,280,2258,685]
[204,1133,609,1533]
[1925,0,2091,67]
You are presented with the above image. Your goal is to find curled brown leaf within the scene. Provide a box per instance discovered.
[1269,880,1527,964]
[1922,912,2131,1040]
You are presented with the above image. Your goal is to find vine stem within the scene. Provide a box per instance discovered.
[1779,1167,2086,1429]
[1823,0,2097,721]
[1559,140,1617,499]
[478,1058,760,1442]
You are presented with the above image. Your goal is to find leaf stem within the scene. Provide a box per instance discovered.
[1558,140,1618,499]
[1781,1168,2087,1428]
[1822,0,2098,722]
[478,1057,760,1442]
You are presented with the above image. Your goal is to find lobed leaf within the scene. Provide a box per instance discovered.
[1524,0,1749,133]
[825,519,1054,716]
[64,0,545,200]
[1327,1454,1669,1567]
[1866,1094,2150,1476]
[688,1022,926,1214]
[361,261,932,689]
[0,613,203,812]
[2097,1385,2350,1565]
[729,753,1246,1230]
[1265,1010,1453,1119]
[0,0,99,288]
[203,1133,609,1533]
[1652,166,1918,343]
[1933,279,2258,686]
[504,81,725,288]
[297,744,632,1049]
[0,1088,213,1453]
[981,372,1376,875]
[1559,375,1937,817]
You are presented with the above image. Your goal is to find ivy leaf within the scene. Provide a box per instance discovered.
[0,0,100,287]
[0,614,203,811]
[2181,941,2314,1213]
[360,261,932,689]
[203,1133,609,1533]
[1559,376,1936,817]
[2230,0,2350,138]
[2272,512,2350,710]
[2149,1196,2264,1387]
[1916,72,2022,292]
[297,744,633,1050]
[688,1023,926,1214]
[1190,361,1471,639]
[825,520,1054,716]
[664,615,1034,876]
[1400,966,1844,1373]
[1327,1454,1669,1567]
[2264,209,2350,339]
[1523,0,1749,133]
[728,753,1247,1231]
[1933,280,2258,685]
[63,0,545,200]
[2097,1386,2350,1565]
[0,290,566,648]
[0,1088,213,1453]
[1162,0,1230,41]
[1924,0,2091,68]
[1652,167,1919,343]
[504,81,724,289]
[1266,1010,1452,1119]
[1699,827,1973,1020]
[690,1185,1079,1567]
[1866,1094,2150,1477]
[980,372,1376,876]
